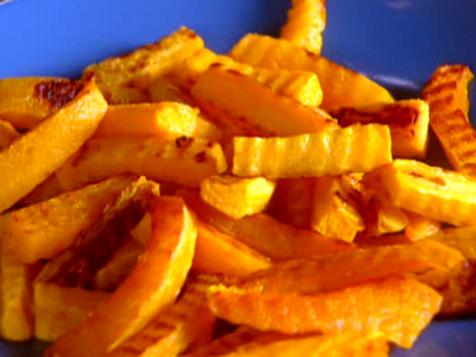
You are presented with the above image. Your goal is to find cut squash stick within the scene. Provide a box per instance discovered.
[430,226,476,260]
[332,99,430,158]
[363,195,409,237]
[180,190,352,260]
[130,213,271,278]
[0,78,107,214]
[200,175,276,219]
[208,276,442,348]
[54,136,227,191]
[46,197,197,356]
[84,27,204,104]
[230,34,393,110]
[95,102,221,141]
[34,283,109,342]
[281,0,327,54]
[0,77,82,129]
[232,124,392,178]
[238,240,464,294]
[0,246,37,342]
[0,176,134,264]
[111,283,215,357]
[177,48,323,107]
[193,220,272,277]
[372,159,476,226]
[191,65,334,136]
[310,176,364,242]
[423,65,476,171]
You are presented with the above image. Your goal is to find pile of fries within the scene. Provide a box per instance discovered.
[1,1,476,356]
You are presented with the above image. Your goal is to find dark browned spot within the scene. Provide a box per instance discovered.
[175,136,194,149]
[194,151,207,163]
[206,141,214,148]
[333,104,419,129]
[34,79,83,108]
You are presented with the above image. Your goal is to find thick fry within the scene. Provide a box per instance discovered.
[310,176,364,242]
[191,66,334,136]
[194,220,272,277]
[232,124,392,178]
[238,240,464,294]
[281,0,327,54]
[0,176,134,264]
[0,246,37,342]
[148,76,195,104]
[372,159,476,226]
[0,77,83,129]
[94,238,143,291]
[54,136,227,191]
[130,213,271,278]
[404,212,441,242]
[95,102,221,141]
[332,99,430,158]
[46,197,197,356]
[0,119,20,148]
[180,190,352,260]
[0,78,107,214]
[230,34,393,110]
[111,283,215,356]
[423,65,476,171]
[34,283,109,341]
[363,195,409,237]
[268,178,314,228]
[200,175,276,219]
[177,48,323,107]
[218,333,388,357]
[83,27,204,104]
[208,276,441,348]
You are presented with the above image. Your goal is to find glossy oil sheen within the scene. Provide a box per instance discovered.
[1,0,476,356]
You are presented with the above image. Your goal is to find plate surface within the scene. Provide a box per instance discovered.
[1,0,476,356]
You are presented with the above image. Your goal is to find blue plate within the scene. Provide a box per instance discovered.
[1,0,476,356]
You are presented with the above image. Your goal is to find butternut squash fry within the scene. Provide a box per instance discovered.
[95,102,221,141]
[230,34,393,110]
[208,276,441,348]
[179,190,352,260]
[0,78,107,214]
[238,240,464,294]
[200,175,276,219]
[423,65,476,171]
[111,283,215,357]
[34,282,109,341]
[332,99,430,158]
[193,220,271,277]
[191,65,334,136]
[372,159,476,226]
[232,124,392,178]
[0,176,134,264]
[310,176,364,242]
[0,77,82,129]
[363,195,409,237]
[54,136,227,190]
[0,245,37,342]
[281,0,327,54]
[430,226,476,260]
[177,48,323,107]
[83,27,204,104]
[46,197,198,356]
